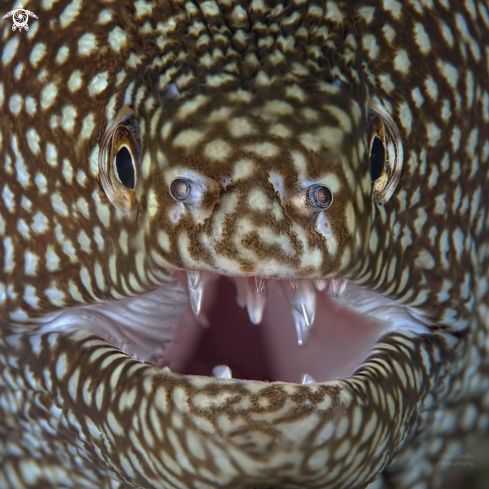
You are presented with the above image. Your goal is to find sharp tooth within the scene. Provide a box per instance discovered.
[301,374,316,384]
[212,365,232,379]
[290,280,316,345]
[314,279,328,292]
[188,273,209,317]
[187,271,202,289]
[246,277,267,325]
[330,278,347,297]
[290,279,298,290]
[254,277,266,293]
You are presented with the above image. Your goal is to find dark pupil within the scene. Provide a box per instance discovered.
[370,136,384,181]
[115,146,135,189]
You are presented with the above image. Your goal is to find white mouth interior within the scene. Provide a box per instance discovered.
[34,274,431,383]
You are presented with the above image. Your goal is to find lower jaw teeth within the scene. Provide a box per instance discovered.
[211,366,316,384]
[301,373,317,384]
[212,365,233,379]
[186,271,347,346]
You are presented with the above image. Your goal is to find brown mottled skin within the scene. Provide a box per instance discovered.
[1,1,489,488]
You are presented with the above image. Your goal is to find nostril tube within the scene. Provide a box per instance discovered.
[308,184,333,210]
[170,177,191,201]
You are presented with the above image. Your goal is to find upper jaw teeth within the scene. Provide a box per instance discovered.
[185,271,348,346]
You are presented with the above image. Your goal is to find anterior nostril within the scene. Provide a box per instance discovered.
[308,184,333,210]
[170,177,191,202]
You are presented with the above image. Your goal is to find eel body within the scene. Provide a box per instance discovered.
[1,0,489,488]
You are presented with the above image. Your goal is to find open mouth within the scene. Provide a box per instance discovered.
[37,271,432,385]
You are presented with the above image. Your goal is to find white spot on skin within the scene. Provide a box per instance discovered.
[383,0,402,18]
[345,202,356,235]
[291,151,307,180]
[76,197,90,217]
[394,49,411,74]
[157,231,170,252]
[147,188,158,218]
[423,78,438,104]
[45,142,58,166]
[97,9,113,24]
[176,95,209,120]
[316,213,337,255]
[2,186,15,213]
[17,219,30,239]
[426,123,441,146]
[60,0,82,28]
[92,190,111,227]
[93,227,104,250]
[25,96,36,115]
[9,94,23,115]
[204,140,230,161]
[51,192,69,217]
[108,26,127,52]
[24,251,38,276]
[61,105,77,134]
[55,45,69,64]
[40,82,58,110]
[434,195,446,214]
[24,285,39,309]
[245,142,279,158]
[269,124,292,138]
[172,129,206,149]
[78,32,98,56]
[45,286,65,306]
[232,159,254,181]
[67,70,83,93]
[228,117,256,138]
[411,87,424,108]
[13,62,24,79]
[78,230,91,253]
[378,74,395,93]
[2,37,20,66]
[62,159,74,184]
[3,237,15,273]
[88,72,109,97]
[362,34,379,59]
[397,102,413,135]
[414,22,431,54]
[80,113,95,141]
[30,43,46,68]
[31,212,49,233]
[437,60,459,91]
[248,188,273,212]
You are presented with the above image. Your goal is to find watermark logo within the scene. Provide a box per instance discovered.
[437,452,475,469]
[3,3,38,32]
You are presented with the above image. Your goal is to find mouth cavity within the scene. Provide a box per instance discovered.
[157,272,392,383]
[37,271,431,385]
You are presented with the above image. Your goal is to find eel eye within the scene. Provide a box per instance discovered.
[369,135,385,181]
[367,100,404,205]
[115,146,135,189]
[170,178,191,202]
[99,106,141,212]
[308,184,333,210]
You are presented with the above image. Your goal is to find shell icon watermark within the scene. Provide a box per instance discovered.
[3,3,38,32]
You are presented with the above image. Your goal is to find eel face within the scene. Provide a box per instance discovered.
[1,1,489,488]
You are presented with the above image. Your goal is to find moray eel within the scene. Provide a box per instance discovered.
[1,0,489,488]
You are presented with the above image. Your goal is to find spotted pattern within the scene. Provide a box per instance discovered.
[0,0,489,488]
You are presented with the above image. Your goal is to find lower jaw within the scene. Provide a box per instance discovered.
[159,274,388,384]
